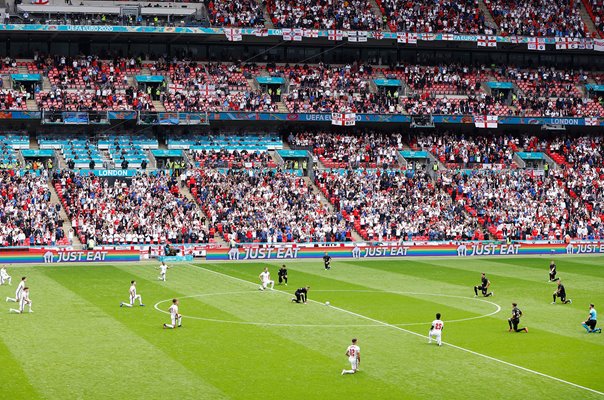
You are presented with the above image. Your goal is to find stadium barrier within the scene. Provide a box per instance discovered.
[206,241,601,261]
[0,249,141,264]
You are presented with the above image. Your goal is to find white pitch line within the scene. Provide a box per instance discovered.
[190,264,604,397]
[153,289,500,327]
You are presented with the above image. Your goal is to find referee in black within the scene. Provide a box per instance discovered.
[278,264,288,285]
[323,252,331,270]
[292,286,310,304]
[508,302,528,333]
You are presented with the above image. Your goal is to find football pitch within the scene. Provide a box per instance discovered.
[1,256,603,399]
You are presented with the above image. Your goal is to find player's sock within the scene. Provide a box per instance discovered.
[163,323,174,329]
[9,308,20,313]
[121,302,133,308]
[582,323,590,332]
[341,370,355,375]
[6,297,16,302]
[473,286,478,296]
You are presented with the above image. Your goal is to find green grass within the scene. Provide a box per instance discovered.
[1,256,603,399]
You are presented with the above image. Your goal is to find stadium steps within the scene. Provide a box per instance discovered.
[261,2,274,28]
[152,100,166,112]
[275,101,289,113]
[579,1,599,36]
[26,99,38,111]
[180,184,228,246]
[305,177,363,242]
[367,0,385,24]
[477,0,499,33]
[48,181,83,248]
[29,134,40,150]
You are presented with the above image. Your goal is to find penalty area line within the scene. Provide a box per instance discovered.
[190,264,604,397]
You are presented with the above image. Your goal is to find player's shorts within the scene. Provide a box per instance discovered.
[429,330,442,337]
[349,356,358,370]
[587,320,597,330]
[171,314,178,325]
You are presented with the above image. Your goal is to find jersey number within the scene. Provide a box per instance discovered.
[434,323,443,330]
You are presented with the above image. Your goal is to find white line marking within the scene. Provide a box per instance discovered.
[153,289,500,327]
[189,263,604,397]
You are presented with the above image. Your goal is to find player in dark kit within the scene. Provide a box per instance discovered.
[323,253,331,270]
[549,260,558,282]
[473,273,493,297]
[278,265,288,285]
[552,280,572,304]
[292,286,310,304]
[508,302,528,333]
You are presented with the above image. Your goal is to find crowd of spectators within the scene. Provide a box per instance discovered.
[0,89,28,111]
[379,0,488,34]
[189,168,348,243]
[288,131,404,168]
[486,0,586,37]
[204,0,264,27]
[54,171,209,245]
[495,66,584,98]
[382,64,486,95]
[0,170,66,247]
[189,149,277,168]
[589,0,604,35]
[439,168,603,240]
[164,89,277,112]
[316,169,483,241]
[267,0,382,30]
[415,133,517,167]
[513,96,604,117]
[36,87,155,112]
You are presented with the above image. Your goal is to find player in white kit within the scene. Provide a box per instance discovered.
[6,276,26,303]
[10,287,32,314]
[428,313,444,346]
[342,338,361,375]
[0,266,11,285]
[163,298,182,329]
[157,261,170,281]
[258,267,274,291]
[120,280,145,307]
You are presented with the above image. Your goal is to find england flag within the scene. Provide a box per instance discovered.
[585,117,599,126]
[477,35,497,47]
[397,32,418,44]
[331,112,356,126]
[303,28,319,38]
[528,38,546,51]
[474,115,498,129]
[328,29,344,41]
[223,28,242,42]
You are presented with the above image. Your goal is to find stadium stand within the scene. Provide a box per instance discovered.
[379,0,488,34]
[54,171,209,245]
[485,0,586,37]
[188,169,346,243]
[0,170,67,246]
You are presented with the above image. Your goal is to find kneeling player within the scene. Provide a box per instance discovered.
[292,286,310,304]
[0,266,11,285]
[120,280,145,307]
[552,280,571,304]
[9,287,32,314]
[473,273,493,297]
[6,276,26,303]
[278,265,288,285]
[508,302,528,333]
[163,298,182,329]
[428,313,444,346]
[582,304,601,333]
[548,260,558,282]
[258,267,274,291]
[342,338,360,375]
